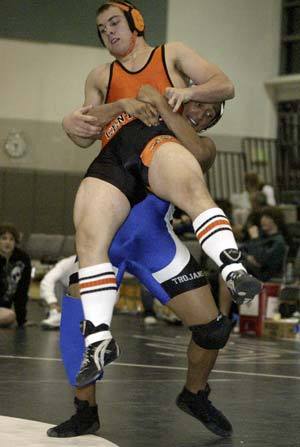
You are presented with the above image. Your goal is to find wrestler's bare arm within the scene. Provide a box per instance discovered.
[62,65,127,148]
[137,85,216,173]
[165,42,234,112]
[63,65,159,148]
[90,98,159,130]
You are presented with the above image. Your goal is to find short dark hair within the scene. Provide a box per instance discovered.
[97,2,114,16]
[97,1,138,17]
[0,224,20,244]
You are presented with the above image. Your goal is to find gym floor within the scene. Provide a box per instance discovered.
[0,301,299,447]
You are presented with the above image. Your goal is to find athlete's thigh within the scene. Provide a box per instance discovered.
[167,284,219,326]
[148,142,207,210]
[74,177,131,243]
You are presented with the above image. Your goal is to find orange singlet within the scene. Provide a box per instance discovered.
[101,45,174,148]
[105,45,173,103]
[86,46,180,205]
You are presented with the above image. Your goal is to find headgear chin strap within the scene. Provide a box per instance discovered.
[97,1,145,46]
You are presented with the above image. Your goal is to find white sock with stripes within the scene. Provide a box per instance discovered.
[79,263,117,346]
[193,208,245,281]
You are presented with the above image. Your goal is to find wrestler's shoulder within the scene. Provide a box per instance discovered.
[164,41,192,54]
[86,63,111,87]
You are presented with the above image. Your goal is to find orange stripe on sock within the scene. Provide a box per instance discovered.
[196,219,230,240]
[80,277,116,290]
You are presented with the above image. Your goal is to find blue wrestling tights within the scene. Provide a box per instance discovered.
[60,295,103,386]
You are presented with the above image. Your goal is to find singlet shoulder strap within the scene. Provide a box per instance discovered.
[160,44,174,87]
[104,62,115,104]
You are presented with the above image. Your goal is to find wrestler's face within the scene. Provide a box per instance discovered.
[183,101,218,132]
[0,232,15,258]
[97,6,133,57]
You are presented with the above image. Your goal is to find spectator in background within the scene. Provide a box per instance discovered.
[245,172,276,208]
[0,224,31,328]
[233,190,268,243]
[231,172,276,226]
[241,206,287,282]
[40,255,76,329]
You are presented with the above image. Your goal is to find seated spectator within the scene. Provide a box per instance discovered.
[0,224,31,328]
[245,172,276,208]
[241,206,287,282]
[231,172,276,226]
[234,191,268,243]
[40,255,76,329]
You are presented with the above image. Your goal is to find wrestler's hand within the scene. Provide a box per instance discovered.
[62,105,102,138]
[165,87,192,113]
[120,98,159,127]
[137,85,162,106]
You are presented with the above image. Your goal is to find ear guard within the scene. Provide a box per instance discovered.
[97,1,145,46]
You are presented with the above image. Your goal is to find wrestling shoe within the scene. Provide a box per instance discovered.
[76,320,120,387]
[176,384,232,438]
[226,270,262,305]
[47,397,100,438]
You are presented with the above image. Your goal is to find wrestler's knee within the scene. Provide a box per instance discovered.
[189,314,233,350]
[0,308,16,327]
[75,222,108,259]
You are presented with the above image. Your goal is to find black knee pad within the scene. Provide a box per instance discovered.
[189,314,233,350]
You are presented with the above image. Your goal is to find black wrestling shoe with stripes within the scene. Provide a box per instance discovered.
[176,384,232,438]
[47,397,100,438]
[226,269,262,305]
[76,321,120,388]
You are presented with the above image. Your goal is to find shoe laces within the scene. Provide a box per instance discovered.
[80,344,95,370]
